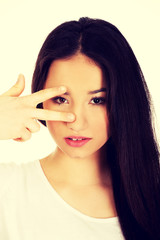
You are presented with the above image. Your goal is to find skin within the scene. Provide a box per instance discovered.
[41,53,117,218]
[0,54,117,218]
[0,75,75,141]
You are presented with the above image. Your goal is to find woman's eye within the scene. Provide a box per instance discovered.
[52,97,68,105]
[51,96,106,105]
[91,97,106,105]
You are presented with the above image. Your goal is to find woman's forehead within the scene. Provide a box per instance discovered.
[45,54,106,90]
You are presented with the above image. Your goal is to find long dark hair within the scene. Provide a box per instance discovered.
[32,17,160,239]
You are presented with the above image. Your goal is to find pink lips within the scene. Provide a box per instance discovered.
[64,136,91,147]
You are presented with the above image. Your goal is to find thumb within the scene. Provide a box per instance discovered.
[2,74,25,97]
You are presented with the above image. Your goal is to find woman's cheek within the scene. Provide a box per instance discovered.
[93,110,109,135]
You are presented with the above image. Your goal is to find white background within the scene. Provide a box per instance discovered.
[0,0,159,163]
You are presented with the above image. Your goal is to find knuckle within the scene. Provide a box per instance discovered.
[26,120,40,133]
[14,128,31,142]
[36,123,41,131]
[23,131,31,141]
[16,125,24,136]
[32,125,40,133]
[19,96,29,106]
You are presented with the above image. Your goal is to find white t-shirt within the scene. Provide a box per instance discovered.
[0,160,125,240]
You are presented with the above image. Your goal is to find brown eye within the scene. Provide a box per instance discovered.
[91,97,106,105]
[52,97,68,105]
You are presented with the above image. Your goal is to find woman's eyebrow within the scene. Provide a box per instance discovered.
[63,88,107,95]
[88,88,107,94]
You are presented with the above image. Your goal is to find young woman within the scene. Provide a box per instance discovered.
[0,17,159,240]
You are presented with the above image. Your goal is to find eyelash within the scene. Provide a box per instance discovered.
[51,97,106,105]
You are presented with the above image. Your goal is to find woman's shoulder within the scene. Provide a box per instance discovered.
[0,159,39,170]
[0,160,39,199]
[0,161,18,179]
[0,161,19,198]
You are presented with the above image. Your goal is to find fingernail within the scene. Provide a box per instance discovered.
[59,86,66,92]
[67,113,75,121]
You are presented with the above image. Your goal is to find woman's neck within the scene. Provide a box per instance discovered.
[40,147,111,187]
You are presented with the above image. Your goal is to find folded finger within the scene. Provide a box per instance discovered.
[13,128,32,142]
[25,120,40,133]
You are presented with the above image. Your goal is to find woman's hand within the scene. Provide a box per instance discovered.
[0,74,75,142]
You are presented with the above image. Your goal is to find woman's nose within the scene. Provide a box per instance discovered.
[66,107,88,132]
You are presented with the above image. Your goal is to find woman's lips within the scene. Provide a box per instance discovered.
[64,136,91,147]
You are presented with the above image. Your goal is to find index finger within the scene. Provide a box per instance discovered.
[24,86,67,106]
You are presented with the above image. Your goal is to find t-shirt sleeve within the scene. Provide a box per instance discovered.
[0,162,18,199]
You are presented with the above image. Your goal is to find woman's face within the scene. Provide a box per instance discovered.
[43,53,110,159]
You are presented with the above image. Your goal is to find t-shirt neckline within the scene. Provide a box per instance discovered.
[35,159,119,224]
